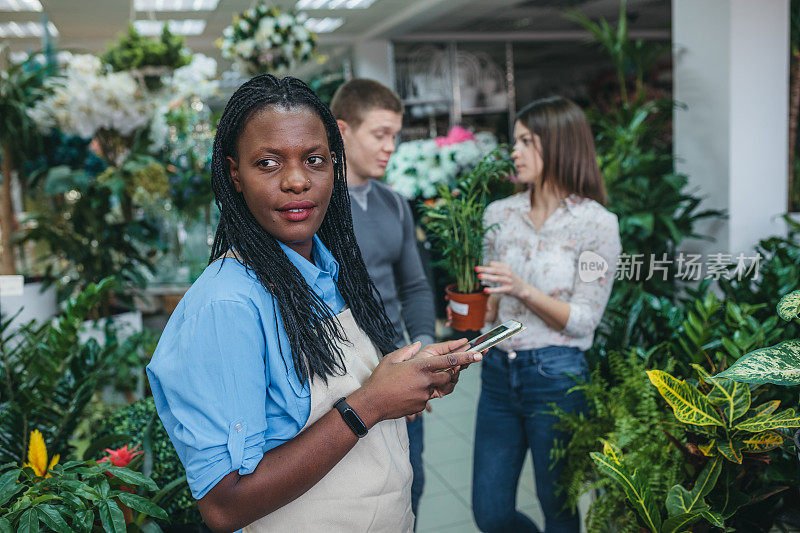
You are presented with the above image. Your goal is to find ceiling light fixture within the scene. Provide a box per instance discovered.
[134,0,219,12]
[133,19,206,36]
[296,0,375,10]
[0,20,57,38]
[304,17,344,32]
[0,0,42,11]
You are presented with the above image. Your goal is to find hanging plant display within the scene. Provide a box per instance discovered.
[218,3,319,77]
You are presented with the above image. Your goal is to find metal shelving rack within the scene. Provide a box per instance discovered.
[391,41,517,141]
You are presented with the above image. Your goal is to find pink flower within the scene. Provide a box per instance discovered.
[98,444,144,468]
[435,125,477,147]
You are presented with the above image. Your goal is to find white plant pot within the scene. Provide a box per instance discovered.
[79,310,143,345]
[0,281,57,333]
[80,310,145,404]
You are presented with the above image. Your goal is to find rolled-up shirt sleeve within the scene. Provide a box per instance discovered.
[147,300,268,499]
[562,211,622,338]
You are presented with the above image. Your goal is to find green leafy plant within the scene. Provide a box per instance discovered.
[668,286,786,374]
[0,456,166,532]
[591,440,725,532]
[103,23,191,90]
[94,398,201,527]
[565,0,722,359]
[716,289,800,386]
[648,366,800,463]
[23,169,158,310]
[589,356,800,533]
[566,0,666,107]
[719,225,800,335]
[421,148,514,293]
[0,49,54,274]
[552,349,688,533]
[0,278,118,463]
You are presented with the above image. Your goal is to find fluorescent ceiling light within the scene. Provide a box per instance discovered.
[133,19,206,36]
[304,17,344,32]
[0,0,42,11]
[10,49,72,63]
[134,0,219,12]
[0,20,58,38]
[296,0,375,9]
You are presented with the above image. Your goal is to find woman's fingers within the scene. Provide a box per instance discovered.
[421,351,482,372]
[477,273,511,284]
[384,341,422,363]
[477,262,512,275]
[415,338,469,360]
[429,338,470,355]
[483,286,511,294]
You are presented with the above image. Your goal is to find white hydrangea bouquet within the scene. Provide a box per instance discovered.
[27,54,156,156]
[218,3,319,77]
[384,126,499,200]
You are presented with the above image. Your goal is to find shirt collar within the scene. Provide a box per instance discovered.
[516,190,580,217]
[562,194,581,216]
[277,234,340,285]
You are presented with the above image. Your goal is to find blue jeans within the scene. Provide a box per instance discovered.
[407,416,424,520]
[472,346,588,533]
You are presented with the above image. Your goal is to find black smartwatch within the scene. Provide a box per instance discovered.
[333,397,368,438]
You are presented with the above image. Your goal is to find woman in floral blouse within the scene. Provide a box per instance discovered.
[470,96,621,532]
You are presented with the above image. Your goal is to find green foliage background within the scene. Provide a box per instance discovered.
[95,398,202,528]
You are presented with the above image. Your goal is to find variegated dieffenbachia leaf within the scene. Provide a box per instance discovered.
[693,364,751,424]
[741,431,784,453]
[590,441,662,533]
[665,456,721,516]
[777,290,800,321]
[716,340,800,386]
[734,408,800,432]
[646,370,724,427]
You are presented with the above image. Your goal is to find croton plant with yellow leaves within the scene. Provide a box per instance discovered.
[591,289,800,532]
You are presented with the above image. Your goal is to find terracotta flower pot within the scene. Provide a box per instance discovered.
[446,284,488,331]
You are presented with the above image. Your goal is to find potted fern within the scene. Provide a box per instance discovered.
[421,148,514,331]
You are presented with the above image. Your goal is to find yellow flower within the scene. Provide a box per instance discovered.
[22,430,59,478]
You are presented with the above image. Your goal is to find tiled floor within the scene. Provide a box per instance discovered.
[415,361,591,533]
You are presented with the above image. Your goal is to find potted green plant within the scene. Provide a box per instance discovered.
[421,147,514,331]
[103,23,193,91]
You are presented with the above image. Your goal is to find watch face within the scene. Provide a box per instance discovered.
[342,407,367,436]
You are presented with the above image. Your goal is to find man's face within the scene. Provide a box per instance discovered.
[338,108,402,181]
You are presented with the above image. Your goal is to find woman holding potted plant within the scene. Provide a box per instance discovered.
[470,96,621,532]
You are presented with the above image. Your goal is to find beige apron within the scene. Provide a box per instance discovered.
[243,308,414,533]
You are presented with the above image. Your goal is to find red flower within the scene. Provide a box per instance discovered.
[98,444,144,468]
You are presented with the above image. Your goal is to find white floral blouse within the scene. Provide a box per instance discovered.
[482,191,621,351]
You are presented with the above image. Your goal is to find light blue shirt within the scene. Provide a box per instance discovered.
[146,235,346,500]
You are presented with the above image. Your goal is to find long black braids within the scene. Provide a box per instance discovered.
[209,74,397,385]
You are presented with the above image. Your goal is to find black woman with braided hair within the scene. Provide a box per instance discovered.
[146,74,481,533]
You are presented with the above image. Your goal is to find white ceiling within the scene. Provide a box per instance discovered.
[0,0,669,72]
